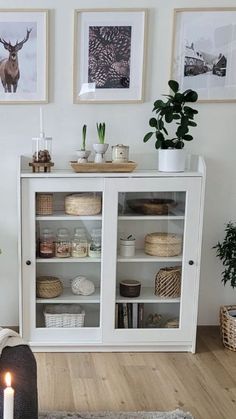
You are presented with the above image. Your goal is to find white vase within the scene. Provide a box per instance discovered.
[158,149,186,172]
[93,143,109,163]
[76,150,91,163]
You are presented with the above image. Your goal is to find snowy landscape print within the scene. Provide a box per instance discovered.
[173,10,236,101]
[0,21,37,99]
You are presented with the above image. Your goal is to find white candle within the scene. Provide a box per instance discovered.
[40,106,44,137]
[4,372,14,419]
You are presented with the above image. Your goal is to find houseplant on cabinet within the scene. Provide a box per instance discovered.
[214,222,236,351]
[77,124,91,163]
[93,122,109,163]
[143,80,198,172]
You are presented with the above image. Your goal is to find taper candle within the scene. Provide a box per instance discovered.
[3,372,14,419]
[40,107,44,137]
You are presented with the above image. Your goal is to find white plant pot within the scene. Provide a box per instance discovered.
[158,149,186,172]
[93,143,109,163]
[76,150,91,163]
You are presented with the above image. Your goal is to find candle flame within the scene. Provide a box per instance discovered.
[5,372,11,387]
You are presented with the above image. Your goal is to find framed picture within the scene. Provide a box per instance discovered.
[0,9,48,104]
[171,8,236,102]
[73,9,147,103]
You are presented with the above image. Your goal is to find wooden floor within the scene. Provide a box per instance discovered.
[35,327,236,419]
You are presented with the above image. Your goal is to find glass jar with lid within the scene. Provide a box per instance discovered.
[39,228,54,258]
[32,136,52,163]
[71,228,88,258]
[88,228,102,258]
[55,228,71,258]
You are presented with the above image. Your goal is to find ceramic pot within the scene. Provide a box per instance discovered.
[93,143,109,163]
[158,149,186,172]
[76,150,91,163]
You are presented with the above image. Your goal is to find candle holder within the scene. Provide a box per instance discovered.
[29,136,54,173]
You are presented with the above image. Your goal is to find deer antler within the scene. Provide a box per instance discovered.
[15,28,32,51]
[0,37,12,51]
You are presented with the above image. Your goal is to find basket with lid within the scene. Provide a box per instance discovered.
[144,232,182,257]
[36,276,63,299]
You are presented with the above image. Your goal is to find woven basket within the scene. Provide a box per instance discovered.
[44,304,85,328]
[165,318,179,328]
[36,276,63,298]
[145,233,182,257]
[36,193,53,215]
[155,266,181,298]
[220,305,236,351]
[65,193,101,216]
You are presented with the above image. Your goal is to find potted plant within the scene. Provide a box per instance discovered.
[93,122,109,163]
[214,222,236,351]
[143,80,198,172]
[77,124,91,163]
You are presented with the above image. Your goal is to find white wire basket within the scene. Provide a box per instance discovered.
[44,304,85,328]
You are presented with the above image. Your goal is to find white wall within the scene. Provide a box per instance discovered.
[0,0,236,326]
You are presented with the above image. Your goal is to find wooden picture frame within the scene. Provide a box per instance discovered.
[0,9,48,104]
[73,8,147,104]
[171,8,236,103]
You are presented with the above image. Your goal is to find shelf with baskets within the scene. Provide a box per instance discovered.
[20,157,205,351]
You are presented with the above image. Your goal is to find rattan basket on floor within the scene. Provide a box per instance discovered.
[155,266,181,298]
[220,305,236,351]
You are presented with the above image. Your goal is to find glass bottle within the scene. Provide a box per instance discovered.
[55,228,71,258]
[88,228,102,258]
[71,228,88,258]
[32,136,52,163]
[39,228,54,258]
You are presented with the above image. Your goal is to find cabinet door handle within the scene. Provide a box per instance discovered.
[26,260,31,266]
[188,260,194,265]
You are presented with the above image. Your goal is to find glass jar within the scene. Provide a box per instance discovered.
[39,228,54,258]
[55,228,71,258]
[32,136,52,163]
[71,228,88,258]
[88,228,102,258]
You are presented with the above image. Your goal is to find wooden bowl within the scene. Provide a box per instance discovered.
[127,198,176,215]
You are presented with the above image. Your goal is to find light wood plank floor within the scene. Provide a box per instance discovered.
[35,327,236,419]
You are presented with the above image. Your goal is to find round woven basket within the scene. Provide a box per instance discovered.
[36,193,53,215]
[65,193,101,216]
[155,266,181,298]
[145,233,182,257]
[36,276,63,299]
[220,305,236,351]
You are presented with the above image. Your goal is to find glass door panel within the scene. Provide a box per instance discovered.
[115,191,186,331]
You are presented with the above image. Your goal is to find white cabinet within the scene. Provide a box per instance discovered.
[19,156,205,352]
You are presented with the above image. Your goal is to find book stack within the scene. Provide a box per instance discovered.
[115,303,145,328]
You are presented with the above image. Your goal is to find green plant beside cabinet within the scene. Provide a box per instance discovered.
[214,221,236,289]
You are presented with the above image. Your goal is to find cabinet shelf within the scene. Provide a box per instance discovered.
[118,211,185,221]
[116,287,180,303]
[117,250,182,263]
[36,211,102,221]
[36,257,101,263]
[36,288,100,304]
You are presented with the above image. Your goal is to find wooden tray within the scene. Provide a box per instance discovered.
[70,161,137,173]
[127,199,176,215]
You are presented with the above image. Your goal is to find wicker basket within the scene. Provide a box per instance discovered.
[144,233,182,257]
[36,193,53,215]
[155,266,181,298]
[65,193,101,216]
[44,304,85,328]
[164,318,179,328]
[220,305,236,351]
[36,276,63,299]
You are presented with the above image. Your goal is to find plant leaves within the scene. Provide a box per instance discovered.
[155,138,162,149]
[165,112,174,123]
[153,100,165,109]
[143,132,153,142]
[184,90,198,102]
[155,131,164,142]
[149,118,157,128]
[188,121,197,127]
[176,125,189,137]
[183,134,193,141]
[168,80,179,93]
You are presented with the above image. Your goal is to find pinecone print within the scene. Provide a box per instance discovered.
[90,66,109,87]
[98,45,116,66]
[100,26,120,42]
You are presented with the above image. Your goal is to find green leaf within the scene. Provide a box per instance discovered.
[155,139,162,149]
[174,93,184,103]
[156,131,164,142]
[172,114,181,120]
[188,121,197,127]
[163,127,168,135]
[157,119,164,130]
[168,80,179,93]
[184,90,198,102]
[143,132,153,142]
[165,112,174,123]
[183,135,193,141]
[153,99,165,109]
[184,106,198,115]
[175,141,184,149]
[176,125,189,138]
[149,118,157,128]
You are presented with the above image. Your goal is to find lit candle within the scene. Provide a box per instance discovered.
[40,106,44,137]
[4,372,14,419]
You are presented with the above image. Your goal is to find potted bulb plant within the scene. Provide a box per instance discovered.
[77,124,91,163]
[93,122,109,163]
[143,80,198,172]
[214,222,236,351]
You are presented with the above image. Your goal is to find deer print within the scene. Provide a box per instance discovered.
[0,28,32,93]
